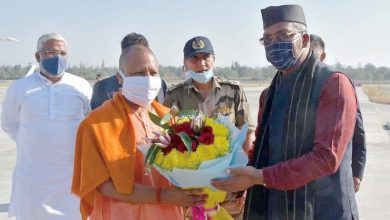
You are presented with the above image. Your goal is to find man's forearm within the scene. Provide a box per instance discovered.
[98,181,158,204]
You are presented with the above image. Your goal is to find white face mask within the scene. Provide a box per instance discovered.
[118,70,162,107]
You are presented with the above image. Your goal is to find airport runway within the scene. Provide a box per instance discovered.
[0,86,389,219]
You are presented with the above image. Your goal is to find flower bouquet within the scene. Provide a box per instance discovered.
[144,109,248,220]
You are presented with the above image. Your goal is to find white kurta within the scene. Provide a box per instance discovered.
[1,72,92,220]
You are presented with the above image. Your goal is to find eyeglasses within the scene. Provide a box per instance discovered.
[259,31,304,45]
[39,50,67,56]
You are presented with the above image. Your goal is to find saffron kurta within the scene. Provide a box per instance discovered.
[1,72,92,220]
[72,93,183,220]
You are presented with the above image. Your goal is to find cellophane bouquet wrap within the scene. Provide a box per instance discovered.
[144,109,248,220]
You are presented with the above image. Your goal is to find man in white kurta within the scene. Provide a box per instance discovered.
[1,33,92,220]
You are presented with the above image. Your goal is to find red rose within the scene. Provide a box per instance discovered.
[200,126,213,135]
[198,132,214,145]
[161,145,173,155]
[170,134,187,153]
[174,122,194,137]
[191,140,199,152]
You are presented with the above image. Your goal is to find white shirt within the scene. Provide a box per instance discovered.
[1,72,92,220]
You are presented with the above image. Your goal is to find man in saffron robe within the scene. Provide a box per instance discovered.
[212,5,359,220]
[72,45,207,220]
[90,33,168,110]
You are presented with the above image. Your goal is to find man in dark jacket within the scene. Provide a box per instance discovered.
[212,5,359,220]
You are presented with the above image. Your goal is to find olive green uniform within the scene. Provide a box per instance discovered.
[164,77,255,131]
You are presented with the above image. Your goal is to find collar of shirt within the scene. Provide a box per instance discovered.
[186,77,222,95]
[36,71,64,84]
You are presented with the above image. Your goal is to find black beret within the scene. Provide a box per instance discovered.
[183,36,214,59]
[261,5,306,29]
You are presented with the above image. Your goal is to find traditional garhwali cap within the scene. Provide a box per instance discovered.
[261,5,306,29]
[183,36,215,59]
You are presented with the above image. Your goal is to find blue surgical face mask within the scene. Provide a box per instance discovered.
[188,69,214,83]
[265,37,303,70]
[40,56,68,77]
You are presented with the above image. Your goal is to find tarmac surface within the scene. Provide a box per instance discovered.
[0,85,389,219]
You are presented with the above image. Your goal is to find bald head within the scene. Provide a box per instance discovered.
[118,45,159,79]
[119,45,155,68]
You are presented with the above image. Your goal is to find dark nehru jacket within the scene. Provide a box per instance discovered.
[254,86,366,182]
[91,75,121,110]
[246,53,359,220]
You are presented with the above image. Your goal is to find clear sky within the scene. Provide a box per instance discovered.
[1,0,389,68]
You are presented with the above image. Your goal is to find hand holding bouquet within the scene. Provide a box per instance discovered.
[144,110,248,220]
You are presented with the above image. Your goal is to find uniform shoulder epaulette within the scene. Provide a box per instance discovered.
[167,80,191,92]
[217,77,241,87]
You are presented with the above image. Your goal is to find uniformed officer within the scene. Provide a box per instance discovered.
[164,36,255,151]
[163,36,255,219]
